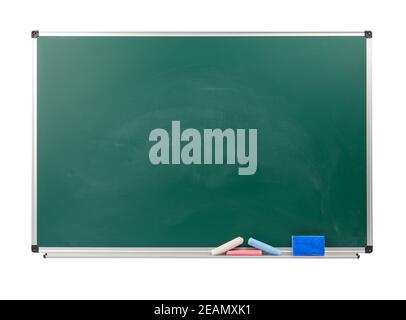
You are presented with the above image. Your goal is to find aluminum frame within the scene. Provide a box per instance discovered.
[42,247,362,259]
[32,37,37,246]
[39,31,364,37]
[366,38,373,247]
[32,31,372,258]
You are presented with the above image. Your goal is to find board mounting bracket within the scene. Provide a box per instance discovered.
[365,31,373,38]
[31,245,39,253]
[365,246,373,253]
[31,30,39,39]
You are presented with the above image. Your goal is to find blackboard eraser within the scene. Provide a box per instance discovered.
[292,236,325,256]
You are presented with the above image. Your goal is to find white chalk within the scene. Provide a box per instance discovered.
[211,237,244,256]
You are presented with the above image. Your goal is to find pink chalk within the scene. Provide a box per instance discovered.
[226,249,262,256]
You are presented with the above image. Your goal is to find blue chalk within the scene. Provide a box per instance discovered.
[248,238,281,256]
[292,236,325,256]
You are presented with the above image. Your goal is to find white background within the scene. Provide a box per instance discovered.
[0,0,405,300]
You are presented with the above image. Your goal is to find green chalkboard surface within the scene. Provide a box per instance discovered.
[35,34,369,249]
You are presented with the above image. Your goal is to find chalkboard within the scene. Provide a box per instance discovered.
[32,32,372,256]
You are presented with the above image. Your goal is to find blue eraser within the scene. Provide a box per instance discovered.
[292,236,325,256]
[248,238,281,256]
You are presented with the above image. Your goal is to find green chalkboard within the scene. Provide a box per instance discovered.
[35,34,369,249]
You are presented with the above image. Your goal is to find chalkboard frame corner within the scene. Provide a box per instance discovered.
[31,30,39,39]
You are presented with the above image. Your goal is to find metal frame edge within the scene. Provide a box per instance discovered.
[38,31,365,37]
[41,247,363,259]
[32,36,38,249]
[366,37,373,249]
